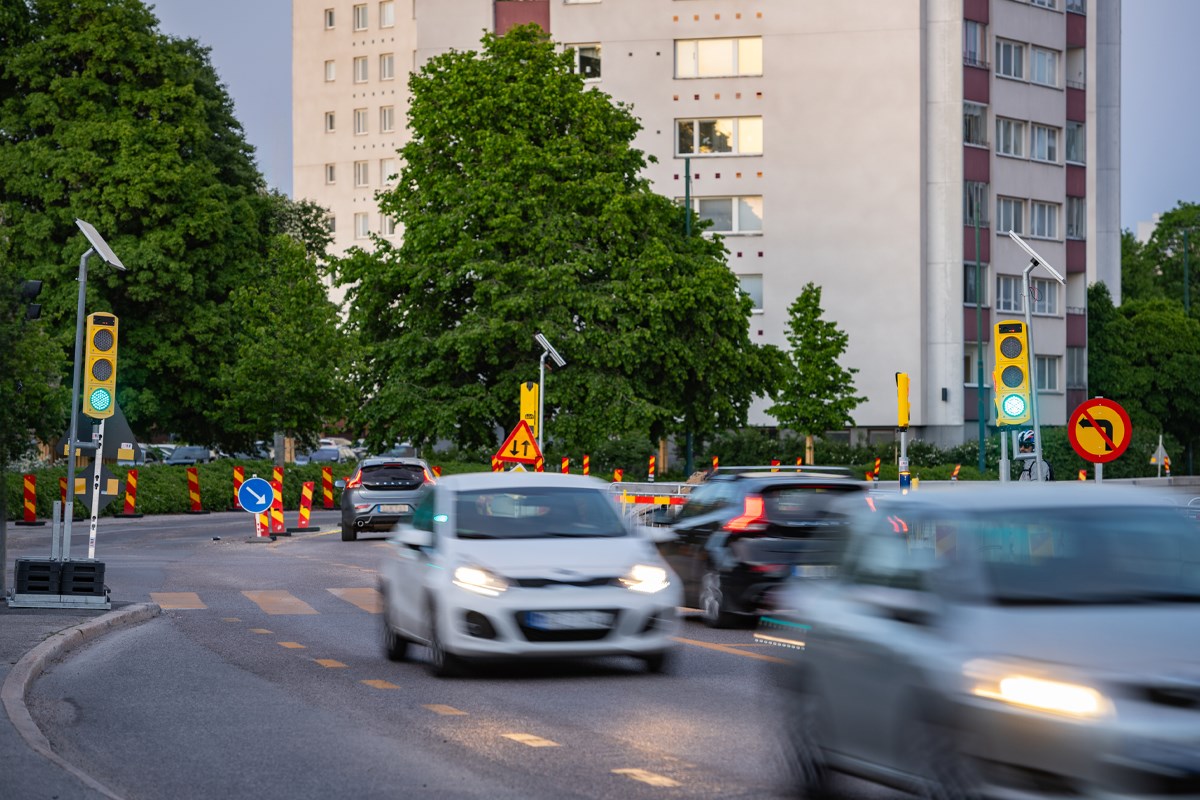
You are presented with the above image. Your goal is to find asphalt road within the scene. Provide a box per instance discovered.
[8,511,900,800]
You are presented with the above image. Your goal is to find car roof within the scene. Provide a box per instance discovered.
[861,483,1182,514]
[357,456,427,467]
[435,472,610,492]
[712,465,854,479]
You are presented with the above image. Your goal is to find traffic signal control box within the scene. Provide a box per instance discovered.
[992,320,1031,426]
[83,312,118,419]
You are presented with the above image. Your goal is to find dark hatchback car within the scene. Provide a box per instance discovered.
[164,445,217,466]
[336,457,433,542]
[657,468,867,627]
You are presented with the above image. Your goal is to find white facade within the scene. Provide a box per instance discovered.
[292,0,1120,443]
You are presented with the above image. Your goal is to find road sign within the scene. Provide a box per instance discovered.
[238,477,274,514]
[1068,398,1133,464]
[494,420,543,465]
[520,381,539,439]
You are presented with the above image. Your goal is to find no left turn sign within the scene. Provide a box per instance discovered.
[1068,398,1133,464]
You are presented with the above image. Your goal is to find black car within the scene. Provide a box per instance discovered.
[657,469,868,627]
[164,445,216,466]
[335,457,433,541]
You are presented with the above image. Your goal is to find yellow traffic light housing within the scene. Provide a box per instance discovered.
[895,372,910,430]
[83,312,118,419]
[992,320,1031,426]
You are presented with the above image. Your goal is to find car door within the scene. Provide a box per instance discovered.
[389,489,439,637]
[666,481,736,603]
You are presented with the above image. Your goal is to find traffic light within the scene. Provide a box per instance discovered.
[895,372,910,430]
[82,312,118,419]
[19,280,42,320]
[992,320,1031,426]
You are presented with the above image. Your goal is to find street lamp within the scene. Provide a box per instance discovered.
[534,333,565,455]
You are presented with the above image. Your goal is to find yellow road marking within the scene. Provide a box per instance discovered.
[222,617,241,623]
[243,590,319,615]
[361,679,400,689]
[423,704,467,716]
[249,628,273,634]
[503,733,559,748]
[612,769,680,787]
[150,592,206,610]
[278,642,306,649]
[671,636,788,664]
[327,587,382,614]
[314,658,348,668]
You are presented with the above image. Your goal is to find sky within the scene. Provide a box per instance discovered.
[149,0,1199,232]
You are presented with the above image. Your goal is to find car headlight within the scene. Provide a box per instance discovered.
[619,564,671,594]
[452,566,508,597]
[965,659,1109,719]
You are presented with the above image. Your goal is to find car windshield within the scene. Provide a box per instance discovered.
[454,487,626,539]
[361,463,424,484]
[307,447,340,462]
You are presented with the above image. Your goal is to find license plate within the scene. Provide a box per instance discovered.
[793,564,837,578]
[378,504,411,514]
[524,610,613,630]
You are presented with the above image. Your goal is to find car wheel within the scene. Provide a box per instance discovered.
[907,714,982,800]
[642,649,671,674]
[778,688,831,799]
[425,604,461,678]
[382,603,408,662]
[341,523,357,542]
[700,570,738,628]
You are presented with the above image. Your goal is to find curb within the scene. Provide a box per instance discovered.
[1,602,161,800]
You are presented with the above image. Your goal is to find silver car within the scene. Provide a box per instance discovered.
[766,485,1200,799]
[336,457,432,541]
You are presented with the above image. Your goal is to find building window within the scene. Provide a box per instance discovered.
[324,163,336,184]
[354,56,368,83]
[354,212,370,239]
[964,263,989,306]
[1066,0,1086,12]
[1066,121,1085,163]
[674,37,763,79]
[1032,47,1059,87]
[382,216,397,236]
[380,158,396,185]
[963,21,987,68]
[996,117,1025,157]
[354,160,369,187]
[739,274,764,311]
[1067,346,1087,389]
[964,345,989,386]
[324,8,335,28]
[324,60,336,82]
[1035,355,1060,392]
[1066,197,1086,239]
[676,117,763,156]
[571,44,601,80]
[353,108,367,135]
[379,0,394,27]
[1032,278,1060,315]
[964,181,989,227]
[380,53,395,81]
[325,214,336,233]
[996,39,1024,80]
[324,111,336,132]
[1031,201,1059,239]
[1031,0,1057,10]
[997,274,1024,313]
[380,105,395,133]
[682,196,763,234]
[997,196,1024,234]
[353,3,368,30]
[963,102,988,146]
[1031,124,1059,163]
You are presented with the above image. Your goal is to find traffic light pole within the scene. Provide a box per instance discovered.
[63,247,98,559]
[1021,257,1045,481]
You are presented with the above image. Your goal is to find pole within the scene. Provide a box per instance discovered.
[1022,259,1046,481]
[1185,228,1191,315]
[64,247,97,560]
[538,350,548,455]
[87,418,106,560]
[683,155,694,476]
[974,216,986,474]
[999,425,1010,483]
[0,457,6,597]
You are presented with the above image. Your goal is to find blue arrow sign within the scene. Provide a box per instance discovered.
[238,476,273,515]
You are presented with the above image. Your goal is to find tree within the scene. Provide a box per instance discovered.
[335,25,779,453]
[767,283,865,464]
[1138,202,1200,314]
[1120,229,1159,304]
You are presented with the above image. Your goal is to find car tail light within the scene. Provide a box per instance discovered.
[749,563,787,575]
[423,468,437,484]
[724,495,768,533]
[345,470,362,489]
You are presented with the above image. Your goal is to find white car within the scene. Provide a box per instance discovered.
[379,472,682,676]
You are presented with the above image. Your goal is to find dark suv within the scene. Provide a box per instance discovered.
[657,468,867,627]
[336,457,433,541]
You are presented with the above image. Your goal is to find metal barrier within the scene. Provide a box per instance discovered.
[608,482,694,524]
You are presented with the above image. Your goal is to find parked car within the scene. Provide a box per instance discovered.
[230,441,273,461]
[379,472,680,676]
[336,456,433,541]
[295,444,357,466]
[657,468,867,627]
[768,484,1200,800]
[164,445,217,466]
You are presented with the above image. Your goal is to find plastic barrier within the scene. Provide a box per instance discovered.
[583,454,590,476]
[269,478,286,534]
[561,457,569,474]
[648,455,656,482]
[290,481,314,531]
[321,466,335,509]
[613,468,623,483]
[15,475,44,526]
[232,465,245,510]
[186,467,209,514]
[118,468,144,518]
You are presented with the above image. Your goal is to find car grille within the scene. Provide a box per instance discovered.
[514,610,620,642]
[511,576,617,588]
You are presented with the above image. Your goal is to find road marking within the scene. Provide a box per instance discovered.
[314,658,348,668]
[671,636,788,664]
[150,592,206,609]
[612,769,681,788]
[243,590,319,615]
[423,704,467,716]
[249,628,273,634]
[503,733,559,748]
[327,587,382,614]
[222,617,241,623]
[361,679,400,689]
[278,642,306,649]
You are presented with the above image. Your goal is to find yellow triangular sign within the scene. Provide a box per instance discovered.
[495,420,543,465]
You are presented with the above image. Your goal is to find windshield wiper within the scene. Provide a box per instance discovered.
[456,532,501,539]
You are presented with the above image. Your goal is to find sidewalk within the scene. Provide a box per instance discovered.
[1,601,159,800]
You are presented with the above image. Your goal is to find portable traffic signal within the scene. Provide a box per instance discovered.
[992,320,1031,426]
[895,372,910,430]
[83,312,118,419]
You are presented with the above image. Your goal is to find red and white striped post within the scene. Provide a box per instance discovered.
[296,481,314,529]
[232,465,245,509]
[561,457,569,474]
[535,456,545,473]
[796,457,803,466]
[117,468,144,518]
[872,458,881,481]
[15,474,43,526]
[648,455,656,482]
[582,454,590,476]
[186,467,209,514]
[771,458,780,472]
[613,468,624,483]
[321,466,335,509]
[712,455,719,471]
[269,479,286,534]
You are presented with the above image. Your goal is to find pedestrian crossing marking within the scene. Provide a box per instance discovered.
[249,628,273,634]
[503,733,559,748]
[278,642,306,649]
[612,769,681,787]
[361,679,400,689]
[315,659,348,668]
[243,590,319,615]
[327,587,382,614]
[423,704,467,716]
[150,592,206,609]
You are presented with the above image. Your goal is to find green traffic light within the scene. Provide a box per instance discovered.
[1002,393,1026,417]
[88,387,112,412]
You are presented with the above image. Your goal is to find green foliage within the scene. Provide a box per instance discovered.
[1133,202,1200,311]
[767,282,865,437]
[334,25,779,455]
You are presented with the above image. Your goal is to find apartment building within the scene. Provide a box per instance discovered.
[292,0,1120,444]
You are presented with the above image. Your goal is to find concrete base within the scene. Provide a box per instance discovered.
[12,521,46,527]
[245,535,277,543]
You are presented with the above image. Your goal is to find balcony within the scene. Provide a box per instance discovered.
[1067,307,1087,346]
[965,225,991,263]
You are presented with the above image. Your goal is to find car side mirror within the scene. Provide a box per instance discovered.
[856,585,940,627]
[395,526,433,549]
[334,479,346,488]
[637,524,676,544]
